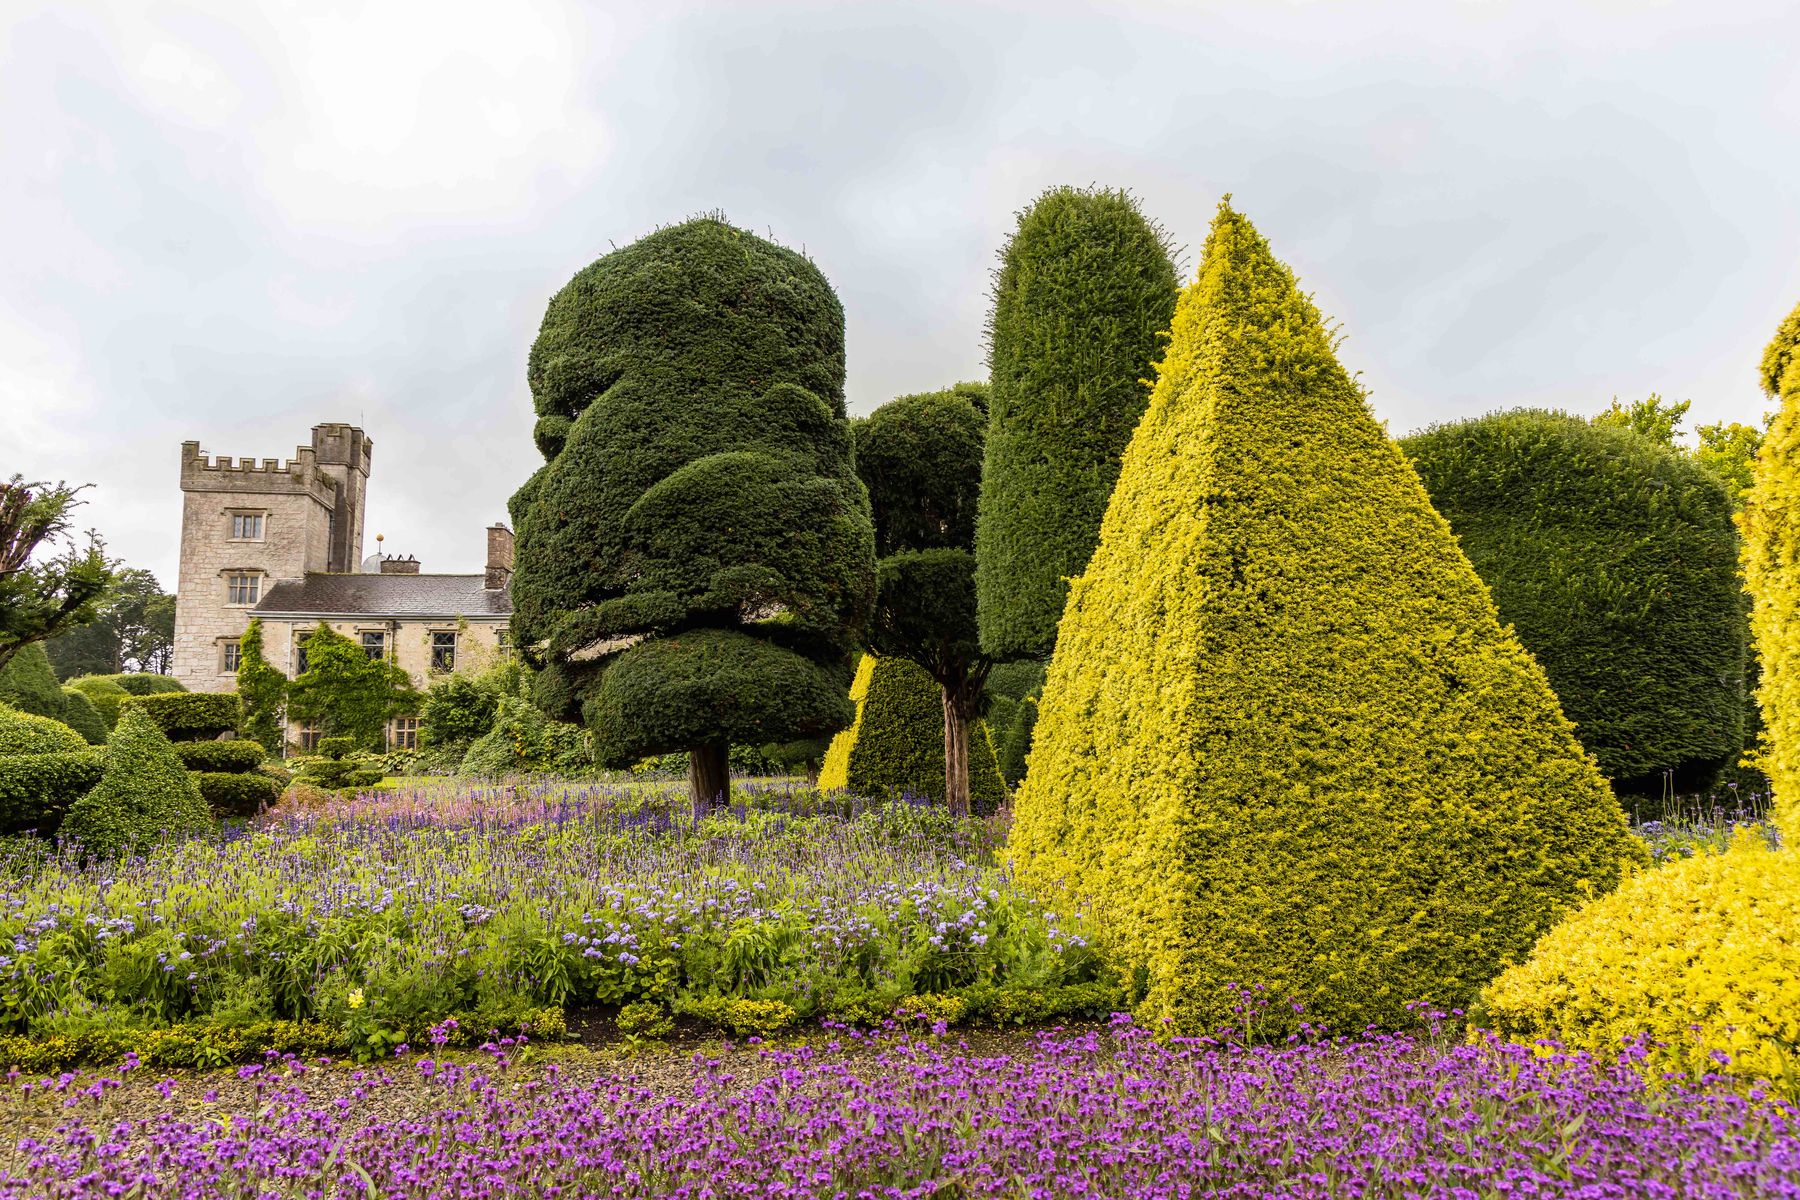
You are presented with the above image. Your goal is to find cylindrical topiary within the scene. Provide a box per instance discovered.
[510,217,875,817]
[193,770,281,817]
[60,707,211,858]
[1403,410,1749,799]
[1743,299,1800,840]
[976,186,1179,662]
[174,740,266,773]
[1010,201,1644,1036]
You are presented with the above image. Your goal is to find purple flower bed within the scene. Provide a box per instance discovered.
[6,1018,1796,1198]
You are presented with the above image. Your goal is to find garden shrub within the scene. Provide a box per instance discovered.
[817,654,874,790]
[193,770,282,817]
[996,695,1037,789]
[509,216,874,810]
[104,673,186,696]
[60,708,211,857]
[1010,201,1646,1037]
[0,642,68,722]
[1482,831,1797,1084]
[0,704,87,755]
[817,655,1004,813]
[121,691,240,739]
[0,749,101,834]
[174,739,266,773]
[1742,298,1800,840]
[65,675,128,729]
[976,186,1179,662]
[58,686,107,744]
[461,695,592,777]
[292,736,386,791]
[421,671,501,748]
[1404,410,1748,797]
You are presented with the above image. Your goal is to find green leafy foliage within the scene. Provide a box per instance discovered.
[853,385,987,556]
[976,186,1179,661]
[822,655,1004,814]
[996,695,1037,789]
[0,704,87,755]
[1591,393,1690,446]
[461,695,592,777]
[57,687,107,744]
[121,691,242,741]
[285,624,417,750]
[173,740,266,773]
[0,748,102,835]
[0,642,68,722]
[1405,410,1749,797]
[235,619,286,751]
[194,770,281,817]
[1693,420,1767,511]
[0,476,115,677]
[1010,201,1645,1036]
[64,676,128,730]
[42,567,174,679]
[422,672,500,748]
[60,708,211,858]
[108,674,185,696]
[510,217,875,804]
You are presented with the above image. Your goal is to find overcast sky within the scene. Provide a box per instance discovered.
[3,0,1797,588]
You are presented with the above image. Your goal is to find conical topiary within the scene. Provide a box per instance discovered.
[1742,299,1800,841]
[61,707,211,858]
[1010,201,1646,1035]
[817,655,1004,813]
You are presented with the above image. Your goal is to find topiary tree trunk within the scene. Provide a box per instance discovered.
[940,684,977,817]
[687,743,729,821]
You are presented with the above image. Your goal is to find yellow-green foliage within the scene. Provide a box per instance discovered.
[1743,300,1800,842]
[816,654,875,790]
[1483,832,1799,1085]
[816,654,1003,810]
[1010,201,1645,1036]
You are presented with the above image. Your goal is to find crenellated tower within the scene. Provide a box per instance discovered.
[171,424,372,692]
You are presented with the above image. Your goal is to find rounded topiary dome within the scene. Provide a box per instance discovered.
[1404,409,1748,797]
[509,217,874,803]
[0,704,89,756]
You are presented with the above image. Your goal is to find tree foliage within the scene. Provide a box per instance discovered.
[1010,201,1643,1036]
[1590,393,1690,446]
[42,567,174,679]
[1405,409,1749,798]
[976,186,1178,662]
[509,217,874,814]
[0,477,115,675]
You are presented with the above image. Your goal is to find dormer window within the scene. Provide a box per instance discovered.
[229,512,266,541]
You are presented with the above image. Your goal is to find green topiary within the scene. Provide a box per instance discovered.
[174,740,266,773]
[193,770,281,817]
[976,186,1179,662]
[818,655,1004,813]
[0,749,102,835]
[510,216,874,815]
[120,692,241,740]
[996,695,1037,789]
[0,642,68,722]
[58,687,107,744]
[1403,410,1749,798]
[0,703,88,755]
[60,708,211,857]
[1743,299,1800,841]
[104,674,185,696]
[65,676,128,730]
[1010,201,1646,1037]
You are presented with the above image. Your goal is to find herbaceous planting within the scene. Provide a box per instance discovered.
[2,195,1798,1198]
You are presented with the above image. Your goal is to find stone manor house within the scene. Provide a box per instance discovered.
[172,423,513,750]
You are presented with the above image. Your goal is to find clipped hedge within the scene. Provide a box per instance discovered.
[65,676,129,729]
[1010,202,1645,1036]
[107,674,186,696]
[1404,410,1748,797]
[174,739,266,773]
[58,687,108,745]
[194,770,282,817]
[818,655,1004,813]
[0,705,88,756]
[1483,832,1797,1085]
[121,691,241,740]
[976,186,1179,662]
[61,708,212,858]
[0,749,102,835]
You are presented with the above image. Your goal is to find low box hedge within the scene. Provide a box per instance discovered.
[194,770,282,817]
[121,692,241,740]
[0,749,103,835]
[175,739,266,773]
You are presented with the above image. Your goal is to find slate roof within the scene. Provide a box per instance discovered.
[256,574,511,619]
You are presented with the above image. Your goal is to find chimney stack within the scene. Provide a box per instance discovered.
[486,523,515,590]
[379,554,420,575]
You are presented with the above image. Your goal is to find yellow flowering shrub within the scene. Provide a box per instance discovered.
[1009,200,1645,1037]
[1742,299,1800,842]
[1483,832,1799,1084]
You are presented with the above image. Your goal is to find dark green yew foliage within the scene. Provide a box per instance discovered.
[1404,410,1748,796]
[0,643,69,723]
[511,218,874,773]
[61,708,210,858]
[854,385,987,557]
[976,186,1179,661]
[58,688,107,744]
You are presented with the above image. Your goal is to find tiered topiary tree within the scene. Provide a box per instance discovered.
[855,385,995,813]
[509,217,875,818]
[61,707,211,857]
[1404,410,1749,800]
[816,654,1004,813]
[1742,299,1800,840]
[976,186,1178,663]
[1010,200,1645,1036]
[121,690,278,816]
